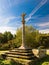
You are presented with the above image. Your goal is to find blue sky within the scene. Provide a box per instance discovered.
[0,0,49,34]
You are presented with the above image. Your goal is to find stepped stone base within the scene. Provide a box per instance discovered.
[5,49,37,59]
[2,48,38,65]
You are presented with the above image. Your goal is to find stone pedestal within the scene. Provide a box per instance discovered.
[5,49,36,65]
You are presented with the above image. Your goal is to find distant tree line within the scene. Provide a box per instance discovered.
[0,26,49,50]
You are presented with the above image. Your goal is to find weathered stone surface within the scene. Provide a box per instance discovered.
[33,49,46,58]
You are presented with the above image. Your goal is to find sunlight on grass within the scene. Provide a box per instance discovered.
[0,51,9,55]
[2,60,11,64]
[42,62,49,65]
[0,59,11,65]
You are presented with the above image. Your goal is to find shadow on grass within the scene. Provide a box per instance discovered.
[35,55,49,65]
[0,59,23,65]
[10,59,23,65]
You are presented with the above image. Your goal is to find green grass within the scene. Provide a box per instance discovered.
[35,55,49,65]
[0,59,11,65]
[0,59,22,65]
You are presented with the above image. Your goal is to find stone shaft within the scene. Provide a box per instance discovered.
[21,13,26,48]
[22,20,25,47]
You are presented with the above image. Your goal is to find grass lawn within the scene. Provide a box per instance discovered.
[0,58,23,65]
[0,59,11,65]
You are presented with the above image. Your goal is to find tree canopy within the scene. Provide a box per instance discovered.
[16,26,40,48]
[0,26,49,50]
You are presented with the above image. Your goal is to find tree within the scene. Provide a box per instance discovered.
[39,35,49,48]
[3,31,13,43]
[7,32,13,41]
[15,26,39,48]
[0,33,4,43]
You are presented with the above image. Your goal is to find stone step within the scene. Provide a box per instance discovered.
[6,54,35,59]
[2,49,37,60]
[9,51,33,53]
[6,52,33,56]
[10,49,32,53]
[6,54,34,58]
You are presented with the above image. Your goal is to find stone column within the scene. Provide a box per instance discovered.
[19,13,26,49]
[22,13,25,47]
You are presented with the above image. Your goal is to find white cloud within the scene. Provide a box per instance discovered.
[26,0,47,22]
[30,0,47,16]
[0,26,16,34]
[0,16,20,26]
[36,22,49,33]
[37,22,49,27]
[0,16,20,34]
[0,0,25,13]
[39,29,49,33]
